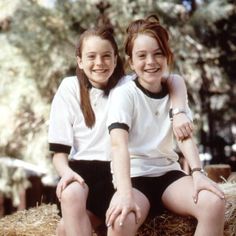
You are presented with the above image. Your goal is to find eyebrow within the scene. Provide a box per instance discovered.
[135,48,162,54]
[86,51,113,55]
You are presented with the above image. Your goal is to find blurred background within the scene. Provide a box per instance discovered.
[0,0,235,217]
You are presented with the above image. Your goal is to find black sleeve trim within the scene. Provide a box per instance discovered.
[108,122,129,133]
[49,143,71,154]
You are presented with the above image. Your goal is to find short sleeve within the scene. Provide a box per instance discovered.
[107,85,134,133]
[48,77,78,153]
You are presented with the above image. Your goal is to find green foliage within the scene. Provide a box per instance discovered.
[0,0,235,176]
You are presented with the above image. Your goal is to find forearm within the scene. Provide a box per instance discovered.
[52,153,71,177]
[177,137,201,169]
[112,147,132,194]
[110,129,133,195]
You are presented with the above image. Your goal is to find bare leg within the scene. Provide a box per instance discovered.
[56,211,106,236]
[162,176,225,236]
[56,219,66,236]
[60,181,93,236]
[107,188,150,236]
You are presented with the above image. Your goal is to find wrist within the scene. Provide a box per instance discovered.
[190,167,207,176]
[169,108,186,121]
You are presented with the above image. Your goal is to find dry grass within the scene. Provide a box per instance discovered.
[0,204,60,236]
[0,182,235,236]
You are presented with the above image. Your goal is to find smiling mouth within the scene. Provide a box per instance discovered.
[92,69,108,73]
[144,68,160,73]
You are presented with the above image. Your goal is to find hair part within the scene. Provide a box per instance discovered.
[75,27,124,128]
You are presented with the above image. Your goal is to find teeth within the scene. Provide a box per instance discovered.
[93,69,107,73]
[145,68,159,73]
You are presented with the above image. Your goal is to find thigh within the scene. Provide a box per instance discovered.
[132,171,186,216]
[161,175,197,216]
[69,160,115,220]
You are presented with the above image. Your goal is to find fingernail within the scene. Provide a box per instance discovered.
[119,222,123,227]
[107,224,110,227]
[193,198,197,203]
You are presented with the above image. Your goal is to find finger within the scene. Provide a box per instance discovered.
[107,209,120,227]
[184,125,193,137]
[207,184,225,199]
[192,189,199,204]
[119,209,129,227]
[135,206,141,224]
[76,175,85,187]
[180,127,189,139]
[56,183,63,200]
[175,129,184,141]
[106,206,115,226]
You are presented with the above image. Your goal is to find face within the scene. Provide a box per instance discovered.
[129,34,167,92]
[77,36,117,88]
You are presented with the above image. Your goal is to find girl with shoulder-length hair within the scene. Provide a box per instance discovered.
[106,15,225,236]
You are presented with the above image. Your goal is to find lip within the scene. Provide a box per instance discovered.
[92,69,108,73]
[144,68,160,73]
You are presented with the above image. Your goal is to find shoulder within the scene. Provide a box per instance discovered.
[163,73,184,84]
[57,76,79,95]
[116,73,136,86]
[59,76,78,88]
[114,79,135,93]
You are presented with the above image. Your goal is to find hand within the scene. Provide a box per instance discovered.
[56,168,85,201]
[172,113,194,141]
[106,191,141,228]
[192,172,225,203]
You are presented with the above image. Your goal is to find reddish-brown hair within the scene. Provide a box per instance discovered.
[76,27,124,128]
[125,15,173,66]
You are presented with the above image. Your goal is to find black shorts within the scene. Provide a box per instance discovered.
[131,170,187,216]
[69,160,115,220]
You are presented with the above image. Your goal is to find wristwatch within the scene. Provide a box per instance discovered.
[169,108,186,121]
[190,167,207,176]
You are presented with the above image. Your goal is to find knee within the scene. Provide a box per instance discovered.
[60,182,88,205]
[111,212,138,234]
[198,190,225,217]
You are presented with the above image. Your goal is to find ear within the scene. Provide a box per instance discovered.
[128,57,134,70]
[77,56,83,69]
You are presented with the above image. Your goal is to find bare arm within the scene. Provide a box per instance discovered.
[106,128,141,227]
[165,74,194,140]
[177,138,225,202]
[53,153,85,200]
[53,152,71,177]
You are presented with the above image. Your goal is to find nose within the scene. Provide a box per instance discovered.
[146,55,155,64]
[95,55,103,65]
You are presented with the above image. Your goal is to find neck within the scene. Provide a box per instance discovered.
[137,77,162,93]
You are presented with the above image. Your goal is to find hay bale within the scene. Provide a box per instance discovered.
[204,164,231,182]
[0,204,60,236]
[219,182,236,236]
[137,212,196,236]
[0,182,235,236]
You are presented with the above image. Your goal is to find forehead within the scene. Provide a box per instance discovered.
[82,36,114,53]
[133,34,159,51]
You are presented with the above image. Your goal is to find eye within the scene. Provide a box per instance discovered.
[154,51,164,57]
[103,54,112,58]
[137,54,145,59]
[87,55,95,60]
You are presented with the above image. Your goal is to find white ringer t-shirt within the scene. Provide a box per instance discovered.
[107,78,192,177]
[48,75,134,161]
